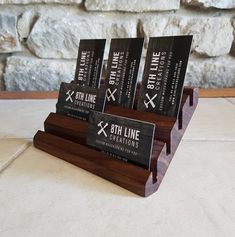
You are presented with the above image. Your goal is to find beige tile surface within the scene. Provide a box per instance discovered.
[226,98,235,105]
[0,141,234,237]
[183,98,235,141]
[0,100,56,139]
[0,139,30,172]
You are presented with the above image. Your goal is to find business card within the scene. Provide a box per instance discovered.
[105,38,144,108]
[56,82,106,121]
[74,39,106,88]
[138,35,193,117]
[86,111,155,169]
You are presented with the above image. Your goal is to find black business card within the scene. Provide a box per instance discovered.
[105,38,144,108]
[86,111,155,169]
[56,82,106,121]
[138,35,193,117]
[74,39,106,88]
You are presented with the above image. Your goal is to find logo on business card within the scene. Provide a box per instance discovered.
[144,93,157,109]
[66,90,75,103]
[97,121,109,137]
[106,88,117,102]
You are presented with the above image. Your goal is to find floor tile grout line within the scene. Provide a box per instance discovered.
[224,98,235,106]
[0,142,32,174]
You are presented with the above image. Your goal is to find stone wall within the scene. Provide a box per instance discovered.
[0,0,235,91]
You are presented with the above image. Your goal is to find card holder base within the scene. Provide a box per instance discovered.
[33,87,198,197]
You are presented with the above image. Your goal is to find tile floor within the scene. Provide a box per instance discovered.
[0,98,234,237]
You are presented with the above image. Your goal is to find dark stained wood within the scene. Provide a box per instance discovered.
[44,112,88,145]
[34,87,198,197]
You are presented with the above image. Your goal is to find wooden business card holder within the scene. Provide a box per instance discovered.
[33,87,198,197]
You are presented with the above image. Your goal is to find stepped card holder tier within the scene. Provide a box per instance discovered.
[33,87,198,197]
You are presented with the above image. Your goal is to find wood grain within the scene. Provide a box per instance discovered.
[199,88,235,98]
[0,91,59,99]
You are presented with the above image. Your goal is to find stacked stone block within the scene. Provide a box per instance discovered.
[0,0,235,91]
